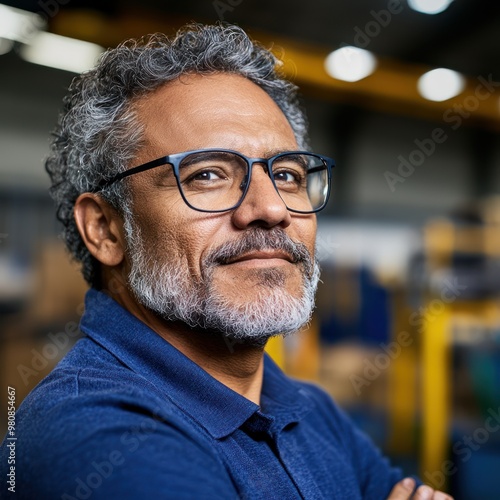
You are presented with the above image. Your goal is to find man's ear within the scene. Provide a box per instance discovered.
[74,193,126,267]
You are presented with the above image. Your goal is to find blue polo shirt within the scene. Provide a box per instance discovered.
[1,289,405,499]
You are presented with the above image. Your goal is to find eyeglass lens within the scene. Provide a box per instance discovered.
[177,151,328,212]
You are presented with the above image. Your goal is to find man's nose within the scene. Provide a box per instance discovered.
[231,164,292,229]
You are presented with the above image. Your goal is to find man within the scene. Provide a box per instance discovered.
[1,24,451,499]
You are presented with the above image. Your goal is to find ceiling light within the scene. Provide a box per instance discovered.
[0,4,45,43]
[20,32,104,73]
[408,0,454,15]
[417,68,465,102]
[324,46,377,83]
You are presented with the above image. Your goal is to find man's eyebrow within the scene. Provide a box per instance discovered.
[181,151,234,167]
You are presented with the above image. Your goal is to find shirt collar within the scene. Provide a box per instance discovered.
[80,288,313,439]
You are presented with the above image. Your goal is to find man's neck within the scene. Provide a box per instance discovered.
[110,288,265,405]
[162,325,266,405]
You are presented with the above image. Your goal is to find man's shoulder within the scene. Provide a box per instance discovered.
[18,336,161,414]
[15,337,201,440]
[2,340,231,499]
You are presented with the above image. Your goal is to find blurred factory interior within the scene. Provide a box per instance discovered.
[1,0,500,497]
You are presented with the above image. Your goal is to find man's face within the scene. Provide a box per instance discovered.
[123,73,319,344]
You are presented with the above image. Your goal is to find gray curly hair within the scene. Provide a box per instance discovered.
[45,23,309,287]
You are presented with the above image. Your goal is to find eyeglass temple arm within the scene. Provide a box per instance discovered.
[308,161,334,175]
[94,156,170,191]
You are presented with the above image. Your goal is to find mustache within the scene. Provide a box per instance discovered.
[203,228,315,274]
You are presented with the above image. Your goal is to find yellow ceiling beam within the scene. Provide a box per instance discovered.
[51,9,500,130]
[260,34,500,129]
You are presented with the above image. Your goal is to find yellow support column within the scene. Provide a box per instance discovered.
[387,331,418,453]
[386,290,418,454]
[421,303,452,487]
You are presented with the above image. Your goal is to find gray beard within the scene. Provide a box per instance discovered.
[123,215,320,346]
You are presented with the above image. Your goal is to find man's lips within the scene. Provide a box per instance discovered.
[222,250,295,265]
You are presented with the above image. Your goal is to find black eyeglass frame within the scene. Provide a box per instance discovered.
[94,148,335,214]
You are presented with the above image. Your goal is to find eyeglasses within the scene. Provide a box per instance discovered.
[95,149,335,214]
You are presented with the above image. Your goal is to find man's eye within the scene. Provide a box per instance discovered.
[191,170,225,181]
[274,170,300,183]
